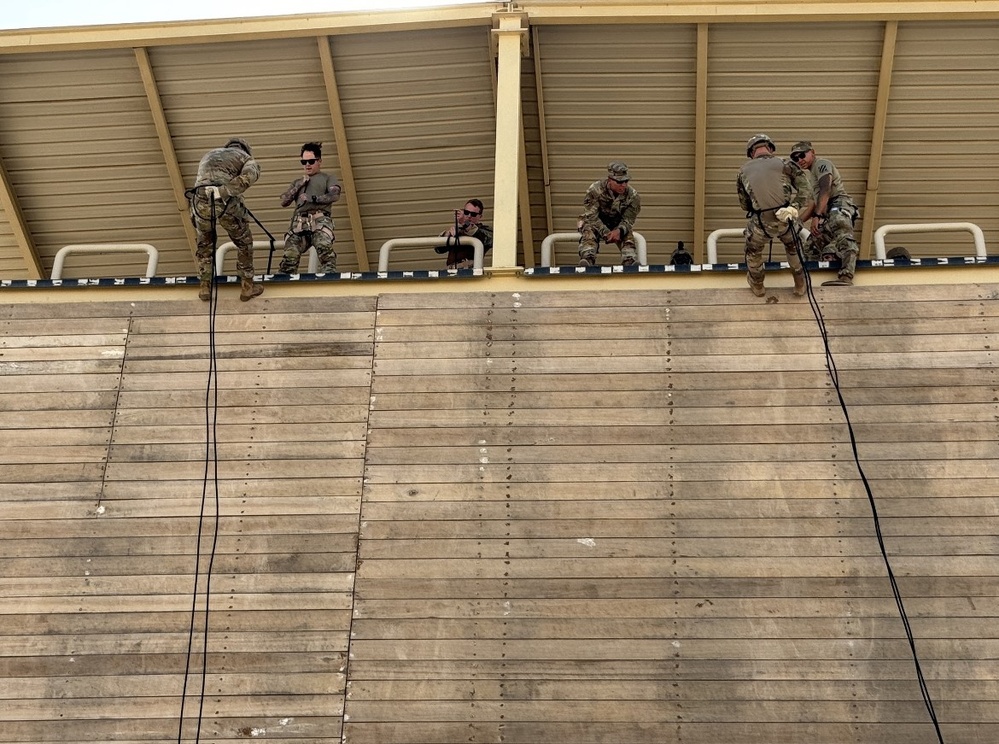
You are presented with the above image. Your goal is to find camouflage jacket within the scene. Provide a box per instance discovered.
[280,172,342,217]
[579,179,642,237]
[439,221,494,254]
[806,157,855,209]
[194,147,260,200]
[737,155,810,214]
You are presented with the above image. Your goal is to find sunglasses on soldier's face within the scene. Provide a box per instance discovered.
[610,178,628,184]
[463,209,481,217]
[301,158,318,165]
[790,152,807,161]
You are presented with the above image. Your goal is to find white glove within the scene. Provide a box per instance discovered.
[775,206,798,223]
[203,186,222,202]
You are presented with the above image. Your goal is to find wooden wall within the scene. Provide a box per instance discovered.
[2,282,997,742]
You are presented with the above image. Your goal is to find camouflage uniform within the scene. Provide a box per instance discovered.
[438,221,493,268]
[578,163,642,265]
[190,143,260,282]
[278,171,342,273]
[737,150,810,292]
[797,146,859,282]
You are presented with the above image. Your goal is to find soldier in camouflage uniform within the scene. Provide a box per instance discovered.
[790,140,860,286]
[737,134,810,297]
[190,137,263,301]
[278,142,342,274]
[577,162,642,267]
[437,199,493,269]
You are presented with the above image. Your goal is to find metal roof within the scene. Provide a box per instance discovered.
[0,1,998,278]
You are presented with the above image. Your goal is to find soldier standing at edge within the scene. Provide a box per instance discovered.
[278,142,342,274]
[791,140,860,287]
[737,133,810,297]
[190,137,264,301]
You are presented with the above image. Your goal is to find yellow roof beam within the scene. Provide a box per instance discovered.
[860,20,897,259]
[134,47,200,264]
[521,1,999,24]
[0,151,42,279]
[318,36,369,272]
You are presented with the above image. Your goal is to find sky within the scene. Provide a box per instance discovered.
[0,0,492,31]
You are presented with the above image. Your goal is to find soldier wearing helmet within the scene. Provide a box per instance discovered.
[190,137,264,301]
[577,161,642,267]
[790,140,860,286]
[737,134,811,297]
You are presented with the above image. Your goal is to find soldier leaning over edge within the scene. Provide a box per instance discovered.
[190,137,264,301]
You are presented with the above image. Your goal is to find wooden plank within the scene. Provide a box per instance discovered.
[372,333,991,360]
[355,535,996,560]
[0,533,358,558]
[350,597,998,621]
[359,461,998,484]
[0,593,354,614]
[355,513,995,539]
[339,721,994,744]
[121,368,372,390]
[362,441,999,465]
[0,715,341,741]
[359,478,999,502]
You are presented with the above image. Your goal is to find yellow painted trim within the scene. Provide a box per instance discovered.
[0,8,496,54]
[3,3,997,57]
[318,36,369,272]
[532,27,554,237]
[134,46,199,265]
[0,150,42,279]
[5,265,997,305]
[693,24,708,264]
[490,13,528,269]
[860,20,897,259]
[521,1,999,24]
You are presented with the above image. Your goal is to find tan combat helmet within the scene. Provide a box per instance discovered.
[746,133,776,158]
[224,137,253,156]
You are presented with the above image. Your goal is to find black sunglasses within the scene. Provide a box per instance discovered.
[790,152,807,161]
[462,209,481,217]
[609,178,628,184]
[301,158,318,165]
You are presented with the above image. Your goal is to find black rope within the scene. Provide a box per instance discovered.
[789,224,945,744]
[245,206,277,275]
[177,190,224,744]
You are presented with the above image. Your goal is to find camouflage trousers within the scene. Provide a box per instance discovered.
[804,208,859,280]
[280,212,337,273]
[744,215,805,286]
[578,224,638,263]
[191,194,254,281]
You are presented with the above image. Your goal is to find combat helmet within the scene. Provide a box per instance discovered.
[224,137,253,156]
[746,133,776,158]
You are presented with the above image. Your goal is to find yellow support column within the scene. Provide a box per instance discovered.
[489,12,528,274]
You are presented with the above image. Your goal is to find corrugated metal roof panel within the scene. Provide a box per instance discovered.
[0,49,193,278]
[705,22,882,263]
[539,24,697,264]
[331,27,496,271]
[879,20,999,257]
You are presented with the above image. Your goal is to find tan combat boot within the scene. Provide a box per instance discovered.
[198,280,212,301]
[747,273,765,297]
[240,278,264,301]
[792,270,806,297]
